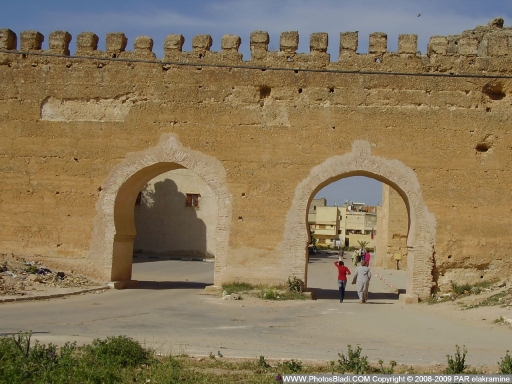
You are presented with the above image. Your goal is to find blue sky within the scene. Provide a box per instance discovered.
[2,1,511,206]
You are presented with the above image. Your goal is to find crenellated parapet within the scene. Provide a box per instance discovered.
[427,17,510,58]
[1,17,512,73]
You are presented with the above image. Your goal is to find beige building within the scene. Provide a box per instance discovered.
[309,199,376,248]
[308,199,345,246]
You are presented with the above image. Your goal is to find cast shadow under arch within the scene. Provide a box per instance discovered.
[133,178,209,260]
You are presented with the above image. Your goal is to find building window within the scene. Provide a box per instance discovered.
[186,193,200,207]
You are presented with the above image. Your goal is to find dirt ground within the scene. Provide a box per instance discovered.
[0,254,105,298]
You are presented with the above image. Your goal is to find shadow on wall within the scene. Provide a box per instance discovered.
[133,178,213,260]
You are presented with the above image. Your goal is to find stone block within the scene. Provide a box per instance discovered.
[310,32,328,53]
[427,36,447,56]
[76,32,99,52]
[108,280,139,290]
[164,34,184,52]
[250,31,269,60]
[340,32,358,53]
[487,33,509,56]
[221,34,241,52]
[280,31,299,54]
[134,35,153,53]
[251,31,269,44]
[458,36,478,56]
[399,293,419,304]
[369,32,387,54]
[204,285,222,294]
[446,36,459,55]
[192,34,212,53]
[398,34,417,54]
[106,32,127,54]
[20,30,44,51]
[49,31,72,55]
[0,29,17,50]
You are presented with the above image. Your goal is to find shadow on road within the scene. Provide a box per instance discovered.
[131,281,210,290]
[311,288,398,302]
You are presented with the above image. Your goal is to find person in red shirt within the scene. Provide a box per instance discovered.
[334,261,351,303]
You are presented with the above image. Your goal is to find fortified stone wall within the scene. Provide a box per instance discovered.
[1,18,512,299]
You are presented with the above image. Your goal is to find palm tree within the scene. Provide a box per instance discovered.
[357,240,369,250]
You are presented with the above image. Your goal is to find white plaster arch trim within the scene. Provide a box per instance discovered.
[87,133,232,283]
[281,140,436,299]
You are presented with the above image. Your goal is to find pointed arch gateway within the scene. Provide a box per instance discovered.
[87,134,232,286]
[281,141,436,301]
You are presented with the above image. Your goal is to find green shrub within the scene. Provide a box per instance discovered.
[277,359,302,373]
[258,355,270,368]
[451,282,472,295]
[25,265,38,274]
[445,345,468,373]
[0,332,85,384]
[499,351,512,374]
[83,335,152,368]
[337,345,370,374]
[377,359,397,374]
[287,276,305,293]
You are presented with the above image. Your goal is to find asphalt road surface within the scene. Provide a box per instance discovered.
[1,253,509,367]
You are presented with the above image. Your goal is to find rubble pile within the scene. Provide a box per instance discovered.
[0,258,97,296]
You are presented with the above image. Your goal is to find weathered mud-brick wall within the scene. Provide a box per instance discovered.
[378,185,409,270]
[0,18,512,301]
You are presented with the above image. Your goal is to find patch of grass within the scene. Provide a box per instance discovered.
[222,282,255,295]
[257,288,306,301]
[24,265,38,274]
[463,288,512,309]
[3,336,512,382]
[451,282,472,296]
[223,281,308,301]
[429,280,504,305]
[278,359,303,373]
[492,316,511,326]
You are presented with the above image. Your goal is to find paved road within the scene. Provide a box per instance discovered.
[0,253,509,367]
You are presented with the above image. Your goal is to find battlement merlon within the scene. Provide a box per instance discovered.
[1,18,512,68]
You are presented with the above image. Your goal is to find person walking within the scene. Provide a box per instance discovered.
[334,260,351,303]
[338,247,345,260]
[352,260,371,303]
[352,249,359,266]
[364,249,371,267]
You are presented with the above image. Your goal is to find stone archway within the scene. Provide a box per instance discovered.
[87,134,232,286]
[280,141,436,301]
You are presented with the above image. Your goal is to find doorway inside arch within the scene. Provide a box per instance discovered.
[306,176,408,301]
[130,168,216,289]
